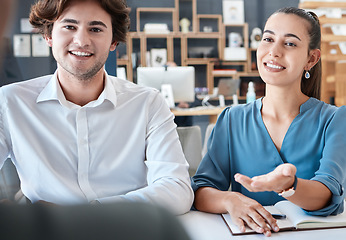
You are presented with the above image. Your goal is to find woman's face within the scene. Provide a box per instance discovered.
[256,13,317,89]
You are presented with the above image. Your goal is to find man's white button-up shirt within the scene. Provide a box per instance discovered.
[0,71,193,214]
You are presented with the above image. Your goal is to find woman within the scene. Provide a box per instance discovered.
[192,7,346,237]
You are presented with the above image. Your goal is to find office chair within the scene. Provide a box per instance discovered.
[177,126,203,176]
[0,159,20,201]
[202,123,216,158]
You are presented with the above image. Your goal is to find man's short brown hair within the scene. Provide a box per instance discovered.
[29,0,130,43]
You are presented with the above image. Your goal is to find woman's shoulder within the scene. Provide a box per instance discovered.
[305,98,345,116]
[223,99,259,115]
[302,98,346,128]
[217,100,259,126]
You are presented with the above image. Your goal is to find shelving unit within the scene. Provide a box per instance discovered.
[208,62,241,99]
[117,58,132,81]
[299,1,346,105]
[335,61,346,106]
[119,0,261,100]
[136,7,179,32]
[221,23,249,64]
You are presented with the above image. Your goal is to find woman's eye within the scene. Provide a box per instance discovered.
[285,42,297,47]
[262,37,272,42]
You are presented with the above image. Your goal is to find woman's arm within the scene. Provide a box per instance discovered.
[234,163,332,211]
[288,178,332,211]
[194,187,279,237]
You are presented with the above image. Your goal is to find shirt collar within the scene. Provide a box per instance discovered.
[256,97,316,114]
[255,97,263,112]
[299,97,316,113]
[36,71,65,105]
[37,71,117,108]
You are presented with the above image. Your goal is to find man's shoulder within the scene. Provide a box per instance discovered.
[1,75,52,92]
[0,75,52,100]
[108,75,160,95]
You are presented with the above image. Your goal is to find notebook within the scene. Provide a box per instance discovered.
[221,200,346,235]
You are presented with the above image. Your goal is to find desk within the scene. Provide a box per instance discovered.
[171,107,226,123]
[178,211,346,240]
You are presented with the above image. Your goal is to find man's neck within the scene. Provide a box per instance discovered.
[57,70,105,106]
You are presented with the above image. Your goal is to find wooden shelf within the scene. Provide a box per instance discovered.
[183,32,221,38]
[299,1,346,104]
[196,14,222,33]
[185,58,217,65]
[322,54,346,62]
[129,32,176,38]
[335,61,346,106]
[119,0,262,98]
[238,72,260,77]
[136,1,179,32]
[136,7,176,12]
[117,59,128,65]
[319,17,346,25]
[322,34,346,42]
[212,70,238,77]
[299,2,346,8]
[221,23,249,61]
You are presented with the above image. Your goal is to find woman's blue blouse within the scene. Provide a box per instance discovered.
[192,98,346,216]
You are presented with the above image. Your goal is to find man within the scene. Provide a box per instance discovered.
[0,0,193,215]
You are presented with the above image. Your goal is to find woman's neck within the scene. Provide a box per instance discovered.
[262,86,309,119]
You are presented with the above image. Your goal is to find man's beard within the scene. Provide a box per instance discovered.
[67,62,104,81]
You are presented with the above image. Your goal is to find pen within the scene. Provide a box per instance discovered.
[272,213,286,219]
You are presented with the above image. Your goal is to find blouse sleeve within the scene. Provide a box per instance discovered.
[308,106,346,216]
[191,108,232,192]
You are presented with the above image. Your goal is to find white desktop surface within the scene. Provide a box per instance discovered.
[178,211,346,240]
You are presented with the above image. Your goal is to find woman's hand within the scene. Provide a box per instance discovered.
[234,163,297,194]
[195,187,280,236]
[223,192,279,237]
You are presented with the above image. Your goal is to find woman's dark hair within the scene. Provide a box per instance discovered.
[29,0,130,43]
[274,7,321,99]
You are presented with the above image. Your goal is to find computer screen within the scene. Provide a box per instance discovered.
[137,66,195,103]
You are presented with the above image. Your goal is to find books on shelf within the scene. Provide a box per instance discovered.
[224,47,247,61]
[221,200,346,236]
[143,23,170,34]
[212,69,237,75]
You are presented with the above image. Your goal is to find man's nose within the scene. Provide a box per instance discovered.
[73,29,91,47]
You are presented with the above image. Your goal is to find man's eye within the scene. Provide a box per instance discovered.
[91,28,102,32]
[64,25,75,30]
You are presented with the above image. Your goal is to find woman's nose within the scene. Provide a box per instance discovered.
[269,43,282,57]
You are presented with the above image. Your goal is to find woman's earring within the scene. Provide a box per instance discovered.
[305,70,310,79]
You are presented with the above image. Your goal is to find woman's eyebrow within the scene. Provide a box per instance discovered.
[285,33,301,41]
[263,29,301,41]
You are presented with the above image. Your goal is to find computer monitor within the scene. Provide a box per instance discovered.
[137,66,195,103]
[116,67,127,80]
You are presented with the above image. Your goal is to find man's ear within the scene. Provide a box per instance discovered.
[110,41,118,52]
[44,34,53,47]
[305,49,321,70]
